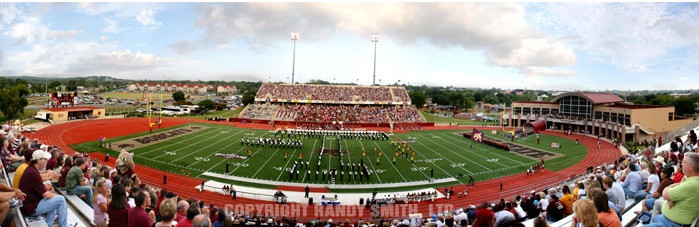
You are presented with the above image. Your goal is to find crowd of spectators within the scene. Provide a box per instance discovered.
[0,122,225,227]
[243,104,424,124]
[256,84,410,104]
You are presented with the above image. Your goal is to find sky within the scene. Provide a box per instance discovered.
[1,2,698,91]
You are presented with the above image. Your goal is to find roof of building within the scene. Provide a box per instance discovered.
[512,101,555,104]
[550,92,624,104]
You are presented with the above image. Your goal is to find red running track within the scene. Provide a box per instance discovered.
[28,118,621,222]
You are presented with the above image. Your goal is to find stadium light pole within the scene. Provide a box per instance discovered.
[371,33,380,86]
[290,31,300,84]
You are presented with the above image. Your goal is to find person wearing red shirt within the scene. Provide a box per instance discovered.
[175,204,200,227]
[175,200,189,222]
[472,202,495,227]
[128,190,153,227]
[107,184,131,227]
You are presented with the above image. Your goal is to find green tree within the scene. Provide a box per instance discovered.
[483,95,499,104]
[172,91,185,102]
[66,80,77,91]
[0,84,30,120]
[674,96,696,116]
[408,90,426,108]
[47,81,62,91]
[197,99,216,111]
[650,94,674,106]
[242,90,256,105]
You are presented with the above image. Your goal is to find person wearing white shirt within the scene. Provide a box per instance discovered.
[634,172,660,202]
[454,210,469,225]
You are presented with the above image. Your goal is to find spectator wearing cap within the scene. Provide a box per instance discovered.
[18,149,68,227]
[65,157,93,207]
[644,152,699,227]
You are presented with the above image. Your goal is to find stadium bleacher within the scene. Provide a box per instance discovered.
[241,83,424,124]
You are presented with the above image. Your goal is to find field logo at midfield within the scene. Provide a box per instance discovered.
[111,125,209,151]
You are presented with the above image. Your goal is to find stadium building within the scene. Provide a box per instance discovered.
[234,83,432,129]
[502,92,693,143]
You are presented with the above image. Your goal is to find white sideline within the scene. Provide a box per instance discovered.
[201,171,458,189]
[199,180,445,205]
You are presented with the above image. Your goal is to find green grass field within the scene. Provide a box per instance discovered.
[72,123,584,192]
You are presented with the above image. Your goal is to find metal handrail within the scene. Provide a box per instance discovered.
[1,164,28,227]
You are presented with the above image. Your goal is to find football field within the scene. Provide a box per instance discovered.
[72,123,586,190]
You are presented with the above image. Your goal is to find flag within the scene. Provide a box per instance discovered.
[473,128,484,143]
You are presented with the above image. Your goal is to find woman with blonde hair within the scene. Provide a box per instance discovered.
[93,177,111,227]
[571,199,599,227]
[155,199,177,227]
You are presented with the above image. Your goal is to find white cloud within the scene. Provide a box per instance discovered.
[530,3,699,72]
[1,5,170,76]
[135,8,161,28]
[519,67,573,77]
[78,2,162,29]
[0,3,23,30]
[189,3,576,76]
[103,18,120,33]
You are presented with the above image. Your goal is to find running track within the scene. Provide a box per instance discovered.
[27,118,621,222]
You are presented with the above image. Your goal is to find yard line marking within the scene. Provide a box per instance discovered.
[139,126,223,156]
[415,133,496,171]
[300,139,319,183]
[229,146,267,173]
[442,133,528,165]
[148,128,231,158]
[185,129,247,167]
[251,148,281,178]
[356,139,383,183]
[407,135,471,178]
[168,128,246,162]
[275,149,299,181]
[371,140,408,182]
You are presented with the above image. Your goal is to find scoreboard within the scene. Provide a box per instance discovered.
[49,92,77,107]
